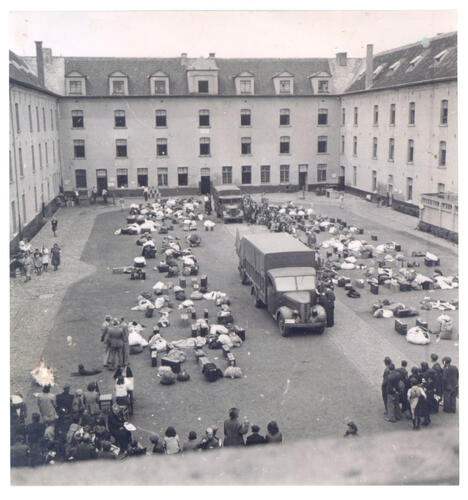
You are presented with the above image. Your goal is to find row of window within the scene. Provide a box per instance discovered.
[13,102,57,134]
[72,135,330,159]
[342,136,448,166]
[74,164,328,189]
[342,100,449,127]
[70,108,330,129]
[10,140,57,182]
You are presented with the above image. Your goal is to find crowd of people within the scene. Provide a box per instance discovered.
[381,353,459,429]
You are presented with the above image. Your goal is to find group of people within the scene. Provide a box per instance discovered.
[381,353,459,429]
[13,238,61,282]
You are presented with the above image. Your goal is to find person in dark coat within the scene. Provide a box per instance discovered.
[51,243,61,271]
[51,217,58,237]
[97,441,116,460]
[246,425,266,446]
[430,353,444,398]
[223,407,249,447]
[56,386,74,414]
[11,435,30,467]
[385,365,402,423]
[442,357,459,413]
[108,404,131,452]
[322,288,335,327]
[381,357,392,414]
[26,413,45,467]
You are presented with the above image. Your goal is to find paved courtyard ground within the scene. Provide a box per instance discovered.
[10,193,458,451]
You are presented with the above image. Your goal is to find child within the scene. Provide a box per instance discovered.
[42,247,49,272]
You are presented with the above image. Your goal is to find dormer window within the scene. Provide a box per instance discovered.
[309,72,332,94]
[273,72,294,95]
[373,64,387,78]
[407,55,423,72]
[388,60,401,72]
[279,80,291,94]
[65,71,86,96]
[234,72,255,95]
[434,49,449,64]
[318,80,329,94]
[109,71,129,96]
[240,80,252,94]
[149,72,170,95]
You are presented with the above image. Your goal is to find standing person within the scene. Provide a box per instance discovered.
[323,287,336,327]
[55,386,74,415]
[23,253,33,282]
[102,188,108,204]
[381,357,392,415]
[163,427,182,455]
[339,192,344,209]
[143,186,149,202]
[51,243,61,271]
[265,421,283,443]
[51,217,58,237]
[120,318,130,366]
[430,353,444,398]
[41,247,49,272]
[407,378,426,430]
[91,186,98,204]
[442,357,459,413]
[83,383,100,417]
[223,407,249,447]
[33,249,43,275]
[106,319,125,370]
[36,385,57,426]
[385,365,402,423]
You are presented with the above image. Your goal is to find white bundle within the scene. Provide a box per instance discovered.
[204,220,216,228]
[153,281,168,291]
[129,330,149,347]
[406,326,430,345]
[210,324,229,335]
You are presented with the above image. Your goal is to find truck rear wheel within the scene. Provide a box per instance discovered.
[278,314,289,337]
[252,288,263,308]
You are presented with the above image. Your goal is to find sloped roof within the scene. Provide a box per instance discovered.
[64,56,331,96]
[345,32,457,93]
[9,50,43,89]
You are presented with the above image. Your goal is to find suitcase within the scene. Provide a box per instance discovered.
[424,257,440,267]
[394,308,416,318]
[233,325,246,342]
[371,235,378,241]
[342,222,347,228]
[203,309,209,319]
[191,310,197,320]
[199,324,209,337]
[191,324,199,337]
[226,353,236,366]
[151,350,158,367]
[394,319,408,335]
[161,357,182,374]
[399,283,410,292]
[358,228,364,235]
[200,274,208,289]
[157,263,169,273]
[217,313,234,325]
[422,281,433,290]
[329,218,336,223]
[179,278,187,288]
[203,362,221,382]
[416,318,428,330]
[370,283,379,295]
[395,244,401,252]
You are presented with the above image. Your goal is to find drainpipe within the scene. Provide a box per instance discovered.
[365,44,373,89]
[9,85,23,241]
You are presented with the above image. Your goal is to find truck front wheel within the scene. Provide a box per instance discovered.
[278,314,290,337]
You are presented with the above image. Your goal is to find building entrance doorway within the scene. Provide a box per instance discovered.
[200,168,211,194]
[298,164,308,189]
[96,169,108,194]
[339,166,345,189]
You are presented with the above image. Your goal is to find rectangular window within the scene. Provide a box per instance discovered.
[409,102,415,125]
[317,164,327,182]
[157,168,168,186]
[34,186,38,213]
[280,109,290,126]
[280,136,290,154]
[280,164,290,183]
[407,177,413,201]
[114,110,126,128]
[137,168,148,187]
[440,100,448,125]
[222,166,232,184]
[50,109,54,130]
[116,139,127,158]
[156,138,168,157]
[200,137,210,156]
[11,201,17,234]
[31,145,36,173]
[388,138,395,161]
[28,105,33,132]
[240,109,251,126]
[22,193,26,223]
[69,80,82,95]
[154,80,166,94]
[260,165,270,184]
[36,106,40,131]
[342,108,346,126]
[42,107,47,131]
[178,167,188,186]
[72,110,84,128]
[241,137,252,155]
[240,80,252,94]
[353,166,357,187]
[353,136,358,156]
[53,141,56,163]
[437,183,445,193]
[45,142,49,167]
[341,135,345,154]
[39,143,43,168]
[74,140,85,159]
[318,108,328,125]
[279,80,291,94]
[373,105,379,125]
[198,80,209,93]
[116,168,128,188]
[241,165,252,185]
[199,110,210,127]
[354,107,358,126]
[439,141,447,166]
[156,110,167,127]
[318,80,329,93]
[18,147,24,177]
[9,151,13,183]
[112,80,125,95]
[372,137,378,159]
[390,104,396,125]
[407,139,414,163]
[75,169,87,188]
[15,103,20,133]
[372,170,377,191]
[317,136,328,154]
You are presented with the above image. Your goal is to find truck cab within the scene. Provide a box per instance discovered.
[212,185,244,222]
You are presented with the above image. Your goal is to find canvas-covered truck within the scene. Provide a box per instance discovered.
[236,233,327,336]
[212,184,244,222]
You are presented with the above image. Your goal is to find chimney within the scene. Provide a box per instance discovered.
[180,52,188,66]
[43,47,52,65]
[35,41,45,87]
[365,44,373,89]
[336,52,347,66]
[209,52,216,58]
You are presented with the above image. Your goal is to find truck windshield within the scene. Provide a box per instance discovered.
[275,275,316,292]
[221,197,242,204]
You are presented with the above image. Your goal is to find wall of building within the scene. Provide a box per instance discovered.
[58,95,342,191]
[340,80,457,206]
[9,84,62,242]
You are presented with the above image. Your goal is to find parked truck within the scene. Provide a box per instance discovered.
[212,184,244,222]
[236,232,327,336]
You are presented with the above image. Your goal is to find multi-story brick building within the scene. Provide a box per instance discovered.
[11,32,457,242]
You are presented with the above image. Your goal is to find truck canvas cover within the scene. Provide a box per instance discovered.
[213,185,242,197]
[237,233,316,272]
